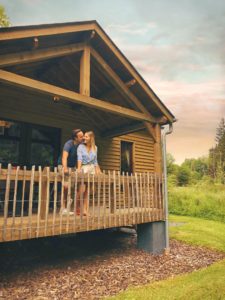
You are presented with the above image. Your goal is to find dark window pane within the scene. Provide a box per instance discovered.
[32,127,58,143]
[30,143,54,166]
[0,120,21,137]
[0,140,20,165]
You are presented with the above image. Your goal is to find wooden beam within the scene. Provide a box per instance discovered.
[0,69,152,123]
[0,23,95,41]
[93,24,174,122]
[101,122,145,138]
[0,43,85,68]
[91,48,156,141]
[80,46,90,96]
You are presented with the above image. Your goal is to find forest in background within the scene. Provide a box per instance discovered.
[168,118,225,222]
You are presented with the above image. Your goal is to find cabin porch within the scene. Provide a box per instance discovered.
[0,165,164,243]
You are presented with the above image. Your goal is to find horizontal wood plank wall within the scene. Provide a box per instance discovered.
[0,93,155,172]
[98,131,155,173]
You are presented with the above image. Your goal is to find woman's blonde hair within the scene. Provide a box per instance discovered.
[86,131,96,152]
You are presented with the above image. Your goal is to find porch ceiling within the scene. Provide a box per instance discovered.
[0,81,144,137]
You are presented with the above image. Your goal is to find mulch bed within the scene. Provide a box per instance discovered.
[0,229,224,300]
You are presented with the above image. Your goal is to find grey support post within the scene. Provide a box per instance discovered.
[137,221,166,254]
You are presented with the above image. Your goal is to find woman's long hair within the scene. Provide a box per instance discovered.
[86,131,96,152]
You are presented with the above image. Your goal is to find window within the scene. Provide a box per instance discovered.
[0,119,60,168]
[120,141,133,175]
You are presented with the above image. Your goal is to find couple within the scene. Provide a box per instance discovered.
[59,129,101,216]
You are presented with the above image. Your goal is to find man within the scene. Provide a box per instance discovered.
[59,128,84,214]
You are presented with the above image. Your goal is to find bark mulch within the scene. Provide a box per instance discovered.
[0,229,224,300]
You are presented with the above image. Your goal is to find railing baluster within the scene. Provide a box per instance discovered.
[79,172,84,229]
[143,173,146,222]
[28,166,35,239]
[117,171,121,226]
[147,172,151,221]
[59,167,64,235]
[131,173,135,224]
[44,167,50,236]
[52,167,57,235]
[140,173,144,223]
[66,168,72,233]
[126,173,135,224]
[154,173,158,220]
[11,166,19,240]
[122,172,126,226]
[97,173,101,229]
[19,166,26,239]
[36,166,42,238]
[3,164,11,241]
[113,170,116,226]
[92,173,95,229]
[108,170,111,227]
[126,172,130,225]
[73,170,78,232]
[135,173,140,223]
[103,170,106,228]
[87,172,90,230]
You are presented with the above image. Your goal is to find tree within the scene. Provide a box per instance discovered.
[177,166,191,186]
[0,5,10,27]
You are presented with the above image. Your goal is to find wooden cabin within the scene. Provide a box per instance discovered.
[0,21,175,253]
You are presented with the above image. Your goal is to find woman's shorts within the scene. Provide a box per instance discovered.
[81,164,95,175]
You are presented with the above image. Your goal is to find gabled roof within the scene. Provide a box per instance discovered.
[0,20,175,123]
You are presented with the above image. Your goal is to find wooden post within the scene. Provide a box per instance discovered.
[80,46,91,96]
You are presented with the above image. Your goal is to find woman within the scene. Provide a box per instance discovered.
[77,131,101,215]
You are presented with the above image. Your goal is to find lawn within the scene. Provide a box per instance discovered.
[106,215,225,300]
[169,184,225,223]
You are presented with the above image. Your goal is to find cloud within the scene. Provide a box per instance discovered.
[106,22,157,36]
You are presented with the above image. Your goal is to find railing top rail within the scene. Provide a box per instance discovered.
[0,165,163,183]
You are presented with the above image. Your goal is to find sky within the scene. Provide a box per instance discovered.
[1,0,225,164]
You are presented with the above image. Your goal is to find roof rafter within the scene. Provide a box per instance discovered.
[0,43,85,68]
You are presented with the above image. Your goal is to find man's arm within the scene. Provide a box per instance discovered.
[62,150,69,173]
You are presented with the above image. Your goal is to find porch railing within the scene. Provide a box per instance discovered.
[0,164,164,242]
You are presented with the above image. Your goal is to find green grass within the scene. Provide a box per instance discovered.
[107,260,225,300]
[105,215,225,300]
[169,214,225,252]
[169,184,225,222]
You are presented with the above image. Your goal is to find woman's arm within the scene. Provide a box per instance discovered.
[94,146,101,174]
[77,145,83,172]
[77,160,82,172]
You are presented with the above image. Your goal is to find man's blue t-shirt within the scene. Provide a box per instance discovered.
[58,140,79,168]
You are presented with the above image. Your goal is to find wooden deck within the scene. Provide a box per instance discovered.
[0,164,164,243]
[0,208,164,242]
